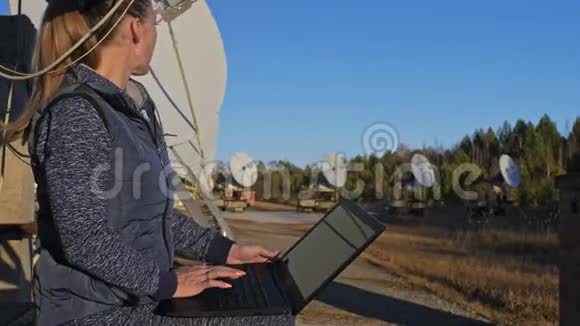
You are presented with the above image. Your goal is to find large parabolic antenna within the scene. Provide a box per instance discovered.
[10,0,233,237]
[142,0,232,238]
[499,154,521,188]
[230,152,259,188]
[322,153,347,188]
[136,0,231,237]
[136,0,226,181]
[411,153,436,188]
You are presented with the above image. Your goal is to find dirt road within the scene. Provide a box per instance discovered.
[225,210,492,326]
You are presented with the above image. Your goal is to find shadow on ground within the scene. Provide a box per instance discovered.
[315,281,494,325]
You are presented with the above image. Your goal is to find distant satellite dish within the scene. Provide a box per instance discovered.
[196,164,217,195]
[208,176,215,193]
[322,153,347,188]
[499,154,521,188]
[411,153,435,188]
[229,152,258,187]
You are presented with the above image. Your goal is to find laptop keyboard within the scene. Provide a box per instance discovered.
[216,264,271,309]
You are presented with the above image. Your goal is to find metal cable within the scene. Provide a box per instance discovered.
[149,67,198,132]
[8,145,31,166]
[167,21,205,163]
[166,15,234,238]
[8,143,30,158]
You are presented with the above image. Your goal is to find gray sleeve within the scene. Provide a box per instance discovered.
[171,209,235,264]
[36,97,162,297]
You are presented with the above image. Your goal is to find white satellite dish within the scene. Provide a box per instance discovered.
[411,153,435,188]
[142,0,233,238]
[322,153,347,188]
[499,154,521,188]
[196,164,217,194]
[229,152,258,187]
[138,0,226,175]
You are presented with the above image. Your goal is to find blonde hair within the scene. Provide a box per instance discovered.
[2,0,151,142]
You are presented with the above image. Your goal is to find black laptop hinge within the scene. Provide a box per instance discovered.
[272,261,304,315]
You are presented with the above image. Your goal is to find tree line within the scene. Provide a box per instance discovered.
[246,114,580,207]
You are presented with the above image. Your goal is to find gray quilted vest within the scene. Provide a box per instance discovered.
[29,67,176,325]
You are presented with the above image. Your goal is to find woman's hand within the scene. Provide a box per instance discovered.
[227,244,280,265]
[173,265,246,298]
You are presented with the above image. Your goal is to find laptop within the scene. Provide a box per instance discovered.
[154,198,386,318]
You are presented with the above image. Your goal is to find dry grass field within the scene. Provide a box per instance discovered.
[363,225,558,325]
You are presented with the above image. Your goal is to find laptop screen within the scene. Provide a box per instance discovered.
[283,199,385,303]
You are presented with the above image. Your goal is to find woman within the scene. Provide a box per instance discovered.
[8,0,294,325]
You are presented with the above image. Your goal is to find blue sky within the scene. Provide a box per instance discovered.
[3,1,579,167]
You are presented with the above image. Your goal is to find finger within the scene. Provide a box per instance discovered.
[211,266,246,274]
[203,279,232,289]
[190,271,212,286]
[251,256,269,263]
[183,267,214,285]
[177,265,208,272]
[259,248,279,259]
[209,266,246,279]
[186,266,212,277]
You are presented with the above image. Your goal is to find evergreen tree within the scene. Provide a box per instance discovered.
[497,120,512,151]
[537,114,561,176]
[569,118,580,172]
[249,114,577,207]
